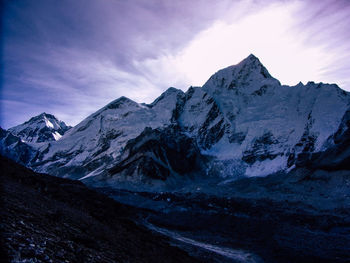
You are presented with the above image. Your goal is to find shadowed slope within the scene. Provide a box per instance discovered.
[0,156,198,263]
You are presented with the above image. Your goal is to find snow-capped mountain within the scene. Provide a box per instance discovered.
[31,89,185,179]
[9,113,71,143]
[2,54,350,188]
[178,54,350,177]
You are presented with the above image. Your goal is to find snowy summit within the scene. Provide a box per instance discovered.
[9,113,71,143]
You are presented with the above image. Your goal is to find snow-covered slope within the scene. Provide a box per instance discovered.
[32,89,185,179]
[9,113,71,143]
[178,54,350,177]
[8,54,350,185]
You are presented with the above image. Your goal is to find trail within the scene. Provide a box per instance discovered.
[144,222,261,263]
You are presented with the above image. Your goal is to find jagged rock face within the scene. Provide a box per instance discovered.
[194,55,350,176]
[9,113,71,143]
[296,109,350,170]
[178,87,226,149]
[108,125,207,182]
[4,54,350,185]
[0,128,38,166]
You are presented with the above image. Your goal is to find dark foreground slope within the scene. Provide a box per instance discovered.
[0,156,198,263]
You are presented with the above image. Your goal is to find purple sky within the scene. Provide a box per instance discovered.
[1,0,350,128]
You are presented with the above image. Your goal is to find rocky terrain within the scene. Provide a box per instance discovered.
[0,156,199,263]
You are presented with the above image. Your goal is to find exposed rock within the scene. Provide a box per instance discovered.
[109,125,207,182]
[242,132,279,164]
[297,109,350,170]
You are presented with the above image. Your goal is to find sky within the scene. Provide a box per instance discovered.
[1,0,350,128]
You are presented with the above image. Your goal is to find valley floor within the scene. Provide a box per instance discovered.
[1,155,350,263]
[100,186,350,263]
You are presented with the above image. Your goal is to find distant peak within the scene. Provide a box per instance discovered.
[164,87,182,93]
[117,96,132,102]
[233,54,273,80]
[105,96,138,110]
[27,112,58,123]
[160,87,184,97]
[238,53,263,67]
[202,54,279,92]
[150,87,184,107]
[38,112,56,119]
[113,96,137,104]
[246,53,259,61]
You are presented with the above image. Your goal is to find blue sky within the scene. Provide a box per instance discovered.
[1,0,350,128]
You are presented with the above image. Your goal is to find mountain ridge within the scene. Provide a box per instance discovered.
[2,54,349,189]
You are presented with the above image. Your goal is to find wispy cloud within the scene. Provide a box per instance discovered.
[1,0,350,128]
[292,0,350,88]
[1,0,233,127]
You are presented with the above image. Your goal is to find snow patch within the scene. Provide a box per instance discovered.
[79,167,105,180]
[52,132,62,141]
[44,116,54,128]
[245,155,287,177]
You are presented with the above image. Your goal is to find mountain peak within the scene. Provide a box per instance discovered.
[150,87,184,107]
[236,54,272,78]
[8,113,70,143]
[244,53,260,62]
[202,54,278,93]
[27,112,58,124]
[104,96,139,110]
[163,87,183,94]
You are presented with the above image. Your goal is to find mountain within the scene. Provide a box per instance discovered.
[28,90,185,179]
[3,54,350,189]
[180,54,349,176]
[9,112,71,143]
[0,156,198,263]
[0,128,38,166]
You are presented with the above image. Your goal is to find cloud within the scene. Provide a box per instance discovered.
[1,0,350,128]
[2,0,228,127]
[140,0,350,90]
[291,0,350,88]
